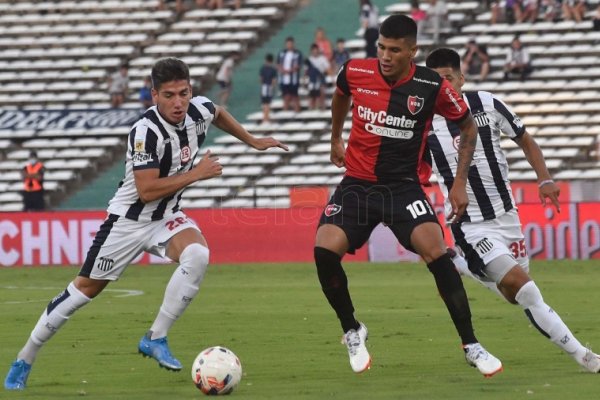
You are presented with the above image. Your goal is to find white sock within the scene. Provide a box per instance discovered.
[451,251,505,299]
[18,282,91,364]
[150,243,209,340]
[515,281,587,362]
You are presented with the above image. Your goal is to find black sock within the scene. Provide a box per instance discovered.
[314,247,359,332]
[427,253,477,344]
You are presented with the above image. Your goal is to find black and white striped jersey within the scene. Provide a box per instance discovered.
[428,90,525,223]
[107,96,215,221]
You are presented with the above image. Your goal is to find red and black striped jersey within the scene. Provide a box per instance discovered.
[336,58,469,184]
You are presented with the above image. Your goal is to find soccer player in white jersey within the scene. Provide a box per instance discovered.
[424,48,600,373]
[4,58,289,390]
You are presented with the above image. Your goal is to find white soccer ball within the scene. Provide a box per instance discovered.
[191,346,242,395]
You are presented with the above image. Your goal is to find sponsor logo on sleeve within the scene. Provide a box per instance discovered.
[445,88,463,113]
[513,116,523,128]
[132,152,153,165]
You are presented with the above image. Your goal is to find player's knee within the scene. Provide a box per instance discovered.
[180,243,209,284]
[514,281,543,309]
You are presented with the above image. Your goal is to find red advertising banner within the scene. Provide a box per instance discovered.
[1,201,598,267]
[0,209,368,266]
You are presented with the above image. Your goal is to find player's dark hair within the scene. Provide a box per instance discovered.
[379,14,417,41]
[425,48,461,72]
[151,58,190,90]
[265,53,273,62]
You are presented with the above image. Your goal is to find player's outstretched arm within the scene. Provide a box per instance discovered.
[448,113,477,223]
[133,150,222,203]
[330,91,351,168]
[514,131,560,212]
[213,105,288,151]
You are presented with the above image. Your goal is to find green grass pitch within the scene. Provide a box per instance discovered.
[1,260,599,400]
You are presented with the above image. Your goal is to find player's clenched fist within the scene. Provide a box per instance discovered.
[194,150,222,180]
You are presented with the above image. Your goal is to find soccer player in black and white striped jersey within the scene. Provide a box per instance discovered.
[425,48,600,373]
[4,58,288,390]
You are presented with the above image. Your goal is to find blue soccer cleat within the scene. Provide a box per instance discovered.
[4,359,32,390]
[138,331,182,371]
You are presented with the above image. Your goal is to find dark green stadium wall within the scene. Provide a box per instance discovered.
[60,0,404,210]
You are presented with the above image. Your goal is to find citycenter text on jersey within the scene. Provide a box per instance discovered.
[357,105,416,139]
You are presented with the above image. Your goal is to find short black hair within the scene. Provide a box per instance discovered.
[379,14,417,41]
[151,58,190,90]
[265,53,273,62]
[425,48,461,71]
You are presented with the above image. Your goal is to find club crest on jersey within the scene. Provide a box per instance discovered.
[180,145,191,163]
[324,204,341,217]
[407,95,424,115]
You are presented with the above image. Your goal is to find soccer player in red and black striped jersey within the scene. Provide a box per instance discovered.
[314,14,502,377]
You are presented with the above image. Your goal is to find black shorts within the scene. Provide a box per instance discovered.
[261,95,272,105]
[319,176,439,254]
[280,84,299,96]
[22,190,45,211]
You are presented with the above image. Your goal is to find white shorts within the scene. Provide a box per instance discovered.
[79,211,201,280]
[452,209,529,283]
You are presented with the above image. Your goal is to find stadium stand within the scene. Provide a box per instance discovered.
[0,0,599,211]
[0,0,300,211]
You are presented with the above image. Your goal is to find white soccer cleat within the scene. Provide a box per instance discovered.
[463,343,503,378]
[341,322,371,373]
[579,349,600,373]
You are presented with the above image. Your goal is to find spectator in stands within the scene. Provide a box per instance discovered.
[461,39,490,81]
[259,53,278,124]
[306,44,331,110]
[410,0,428,40]
[21,151,45,211]
[539,0,562,21]
[314,27,333,62]
[562,0,587,23]
[216,52,239,108]
[425,0,449,44]
[107,64,129,108]
[139,76,153,110]
[277,36,303,112]
[359,0,379,58]
[594,5,600,30]
[332,38,351,73]
[158,0,185,13]
[491,0,521,24]
[4,57,288,392]
[195,0,241,9]
[520,0,539,23]
[504,35,532,81]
